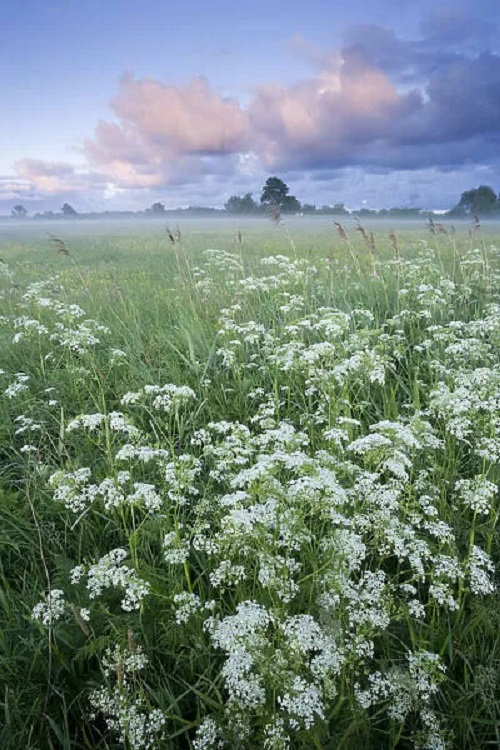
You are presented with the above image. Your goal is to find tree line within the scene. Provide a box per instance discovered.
[7,179,500,220]
[224,179,500,217]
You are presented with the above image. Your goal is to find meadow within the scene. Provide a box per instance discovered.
[0,216,499,749]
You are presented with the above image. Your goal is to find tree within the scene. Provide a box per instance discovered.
[224,193,259,214]
[316,203,349,215]
[11,204,27,218]
[450,185,499,216]
[61,203,78,217]
[148,202,166,215]
[260,176,301,213]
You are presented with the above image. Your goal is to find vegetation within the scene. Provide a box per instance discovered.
[224,193,259,215]
[0,221,500,749]
[61,203,79,217]
[7,181,500,221]
[449,186,500,217]
[11,204,28,218]
[260,177,301,213]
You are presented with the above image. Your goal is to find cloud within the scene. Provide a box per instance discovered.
[82,73,248,189]
[247,24,500,174]
[13,158,107,194]
[0,177,35,200]
[248,55,421,170]
[416,53,500,142]
[341,23,459,84]
[419,3,499,52]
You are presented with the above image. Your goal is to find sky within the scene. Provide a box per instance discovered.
[1,0,499,213]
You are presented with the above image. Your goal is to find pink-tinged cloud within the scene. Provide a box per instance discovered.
[112,74,248,155]
[249,56,419,168]
[13,158,107,194]
[0,177,34,200]
[82,73,249,188]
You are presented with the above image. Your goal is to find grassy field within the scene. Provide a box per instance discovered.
[1,217,499,749]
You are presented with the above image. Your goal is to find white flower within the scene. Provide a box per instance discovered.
[455,476,497,516]
[32,589,66,625]
[469,546,496,595]
[77,549,150,611]
[4,372,30,398]
[278,676,325,730]
[163,532,190,564]
[127,483,162,512]
[193,718,223,750]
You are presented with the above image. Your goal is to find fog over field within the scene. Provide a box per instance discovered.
[2,215,500,242]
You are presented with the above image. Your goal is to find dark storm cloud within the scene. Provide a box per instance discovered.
[342,3,499,84]
[251,16,500,175]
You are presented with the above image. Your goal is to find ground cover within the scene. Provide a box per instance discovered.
[0,218,499,749]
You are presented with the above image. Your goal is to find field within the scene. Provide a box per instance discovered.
[1,217,499,749]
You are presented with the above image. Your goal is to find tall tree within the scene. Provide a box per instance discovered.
[11,204,27,218]
[451,185,499,215]
[260,177,301,213]
[61,203,78,217]
[148,202,166,214]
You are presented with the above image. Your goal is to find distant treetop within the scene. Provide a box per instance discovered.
[260,176,301,213]
[450,185,500,216]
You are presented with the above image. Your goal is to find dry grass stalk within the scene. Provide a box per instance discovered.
[334,221,349,241]
[269,203,282,225]
[354,219,378,277]
[428,216,448,236]
[72,605,90,637]
[128,628,137,653]
[389,231,399,256]
[334,221,361,274]
[47,233,93,299]
[268,202,298,258]
[166,225,182,245]
[48,234,70,256]
[234,230,244,269]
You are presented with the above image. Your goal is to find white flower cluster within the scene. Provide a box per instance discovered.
[356,651,447,746]
[89,644,166,750]
[49,319,110,354]
[192,717,224,750]
[172,592,215,625]
[12,316,49,342]
[31,589,66,625]
[102,644,149,679]
[430,367,500,460]
[14,415,42,435]
[66,411,139,438]
[468,545,496,595]
[49,468,161,515]
[11,278,112,355]
[71,549,150,611]
[205,601,345,738]
[163,530,190,564]
[455,476,497,516]
[116,443,169,464]
[4,372,30,398]
[121,383,196,415]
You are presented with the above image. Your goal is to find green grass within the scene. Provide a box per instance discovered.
[0,218,499,749]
